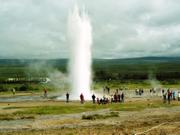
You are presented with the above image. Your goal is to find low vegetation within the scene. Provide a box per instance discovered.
[82,111,119,120]
[4,100,178,116]
[0,114,35,120]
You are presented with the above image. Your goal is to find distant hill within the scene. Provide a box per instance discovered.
[0,59,67,66]
[94,57,180,63]
[0,57,180,81]
[0,57,180,66]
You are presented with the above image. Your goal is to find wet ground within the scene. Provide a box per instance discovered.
[0,89,165,102]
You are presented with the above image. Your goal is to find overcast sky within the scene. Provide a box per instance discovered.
[0,0,180,59]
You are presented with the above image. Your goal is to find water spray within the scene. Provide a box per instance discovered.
[67,5,92,100]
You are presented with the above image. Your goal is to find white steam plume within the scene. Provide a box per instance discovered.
[67,5,92,100]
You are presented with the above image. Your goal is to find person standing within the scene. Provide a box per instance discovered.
[162,89,165,95]
[167,89,171,104]
[117,94,121,102]
[114,93,117,103]
[66,92,70,103]
[163,91,167,103]
[172,91,176,100]
[121,92,124,102]
[92,94,96,104]
[80,93,84,104]
[44,88,47,98]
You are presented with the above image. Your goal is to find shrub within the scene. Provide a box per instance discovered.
[0,86,8,92]
[82,112,119,120]
[19,84,33,91]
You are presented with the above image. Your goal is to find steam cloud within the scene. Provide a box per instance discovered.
[27,61,68,92]
[148,72,162,89]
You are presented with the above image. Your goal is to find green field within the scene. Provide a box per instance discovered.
[0,100,178,119]
[0,57,180,92]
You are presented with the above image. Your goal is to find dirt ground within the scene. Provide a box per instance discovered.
[0,92,179,135]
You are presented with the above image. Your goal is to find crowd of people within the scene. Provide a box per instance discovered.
[135,88,144,95]
[134,87,180,104]
[111,90,124,103]
[64,88,125,105]
[9,86,180,105]
[41,86,180,105]
[162,89,180,104]
[150,88,157,94]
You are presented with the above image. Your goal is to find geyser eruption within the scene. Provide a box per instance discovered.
[67,5,92,100]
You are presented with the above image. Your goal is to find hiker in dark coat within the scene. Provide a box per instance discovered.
[163,91,167,103]
[114,93,117,103]
[117,94,121,102]
[80,93,84,104]
[92,94,96,104]
[66,92,69,103]
[167,89,171,104]
[162,89,165,95]
[121,92,124,102]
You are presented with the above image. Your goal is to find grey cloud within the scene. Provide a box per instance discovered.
[0,0,180,59]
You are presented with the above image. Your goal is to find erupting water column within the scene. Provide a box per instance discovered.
[67,5,92,100]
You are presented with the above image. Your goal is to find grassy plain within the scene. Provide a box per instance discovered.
[0,99,179,135]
